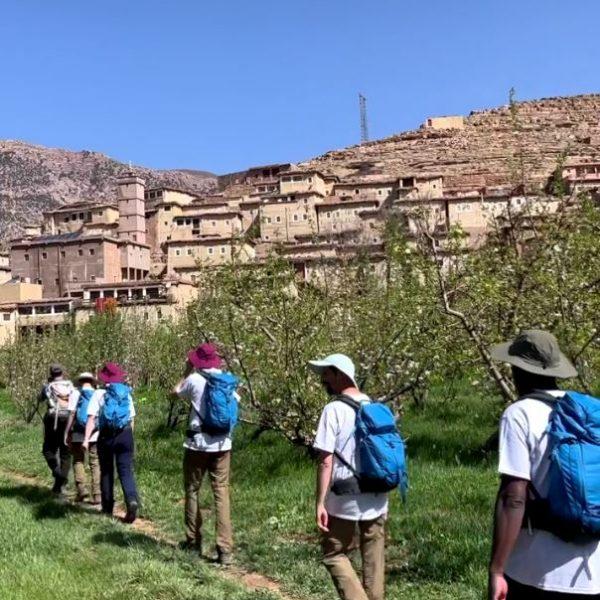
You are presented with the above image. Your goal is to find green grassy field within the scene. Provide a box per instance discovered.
[0,386,501,599]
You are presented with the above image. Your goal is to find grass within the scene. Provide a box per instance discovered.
[0,473,276,600]
[0,384,502,599]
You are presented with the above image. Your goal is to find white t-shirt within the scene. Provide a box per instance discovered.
[67,386,99,443]
[175,369,233,453]
[87,387,136,426]
[313,393,388,521]
[499,391,600,594]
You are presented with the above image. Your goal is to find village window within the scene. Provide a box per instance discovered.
[2,313,10,321]
[211,221,216,227]
[193,219,199,227]
[79,213,84,220]
[78,249,83,256]
[42,252,47,259]
[164,205,171,211]
[185,219,191,226]
[85,212,92,222]
[281,176,291,182]
[71,215,77,221]
[90,275,96,282]
[54,278,59,285]
[150,192,156,199]
[208,248,214,255]
[157,191,163,197]
[308,177,312,182]
[54,304,68,314]
[220,247,226,254]
[187,249,193,256]
[355,189,359,194]
[72,276,78,283]
[293,176,303,182]
[89,249,95,256]
[64,217,69,223]
[175,249,181,256]
[24,254,30,262]
[276,216,281,223]
[293,214,299,222]
[303,214,308,221]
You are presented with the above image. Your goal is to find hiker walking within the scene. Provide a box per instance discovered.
[82,362,139,524]
[65,372,101,505]
[174,343,239,565]
[488,330,600,599]
[309,353,407,600]
[39,364,76,496]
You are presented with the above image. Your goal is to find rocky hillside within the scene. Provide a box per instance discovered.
[0,140,217,243]
[301,94,600,191]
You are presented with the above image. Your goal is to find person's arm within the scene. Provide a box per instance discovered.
[173,362,193,396]
[64,412,75,446]
[82,415,96,450]
[488,477,528,599]
[316,451,333,532]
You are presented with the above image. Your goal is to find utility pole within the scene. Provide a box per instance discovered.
[359,93,369,144]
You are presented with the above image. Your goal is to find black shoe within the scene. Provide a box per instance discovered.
[179,538,201,552]
[123,500,138,524]
[217,549,233,566]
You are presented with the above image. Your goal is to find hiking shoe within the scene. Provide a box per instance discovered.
[123,500,138,524]
[179,538,202,554]
[217,550,233,566]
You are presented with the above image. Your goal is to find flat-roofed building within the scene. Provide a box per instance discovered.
[0,253,11,284]
[562,162,600,194]
[397,174,444,200]
[165,237,255,278]
[422,115,465,130]
[171,211,244,240]
[42,202,119,235]
[332,179,396,204]
[259,193,322,242]
[317,197,379,236]
[279,170,331,196]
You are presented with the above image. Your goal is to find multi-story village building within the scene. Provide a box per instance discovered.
[1,154,577,342]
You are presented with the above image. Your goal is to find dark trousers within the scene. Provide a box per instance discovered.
[97,427,138,514]
[42,413,71,490]
[507,577,600,599]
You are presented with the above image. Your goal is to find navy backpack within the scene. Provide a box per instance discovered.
[334,395,408,500]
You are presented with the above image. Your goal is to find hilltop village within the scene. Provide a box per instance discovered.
[0,113,598,342]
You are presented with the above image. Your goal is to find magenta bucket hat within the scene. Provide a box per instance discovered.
[187,343,223,370]
[98,362,127,384]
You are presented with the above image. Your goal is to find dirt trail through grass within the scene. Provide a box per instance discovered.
[0,466,296,600]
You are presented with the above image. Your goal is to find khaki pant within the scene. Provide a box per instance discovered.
[71,441,101,499]
[321,515,386,600]
[183,449,233,553]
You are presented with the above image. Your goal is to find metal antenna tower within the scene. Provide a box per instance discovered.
[359,93,369,143]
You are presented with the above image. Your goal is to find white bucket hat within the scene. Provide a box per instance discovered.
[308,353,358,387]
[77,372,96,383]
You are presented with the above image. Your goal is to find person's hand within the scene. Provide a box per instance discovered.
[488,571,508,600]
[82,440,89,451]
[64,435,71,448]
[316,503,329,533]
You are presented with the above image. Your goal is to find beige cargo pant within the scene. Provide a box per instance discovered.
[183,449,233,553]
[322,515,386,600]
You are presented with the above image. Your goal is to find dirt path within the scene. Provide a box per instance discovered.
[0,466,297,600]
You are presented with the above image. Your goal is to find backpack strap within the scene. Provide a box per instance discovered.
[519,390,557,404]
[332,394,362,482]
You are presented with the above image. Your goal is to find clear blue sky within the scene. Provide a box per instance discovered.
[2,0,599,174]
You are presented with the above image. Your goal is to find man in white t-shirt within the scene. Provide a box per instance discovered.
[489,330,600,599]
[174,342,236,565]
[310,353,387,600]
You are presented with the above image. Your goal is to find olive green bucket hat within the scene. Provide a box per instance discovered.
[490,329,578,379]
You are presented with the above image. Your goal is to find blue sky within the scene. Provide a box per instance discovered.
[1,0,599,174]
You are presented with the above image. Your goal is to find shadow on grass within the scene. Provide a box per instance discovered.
[92,529,165,551]
[0,484,101,520]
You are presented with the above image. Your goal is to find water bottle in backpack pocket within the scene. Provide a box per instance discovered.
[333,395,408,501]
[99,383,132,431]
[526,391,600,542]
[200,372,239,435]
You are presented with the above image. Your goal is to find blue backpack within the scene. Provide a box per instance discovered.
[75,388,95,430]
[200,372,239,435]
[335,396,408,500]
[99,383,132,430]
[526,391,600,542]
